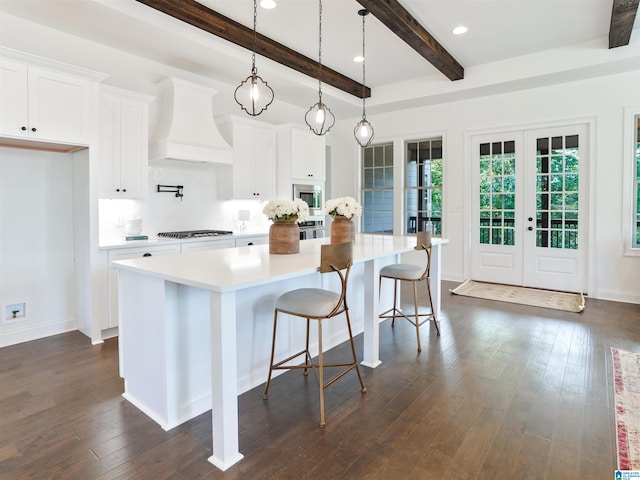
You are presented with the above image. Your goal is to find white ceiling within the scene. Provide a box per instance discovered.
[0,0,638,121]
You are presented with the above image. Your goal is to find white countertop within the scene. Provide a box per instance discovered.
[99,231,269,250]
[113,234,447,293]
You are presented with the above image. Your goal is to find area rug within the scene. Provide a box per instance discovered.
[612,347,640,470]
[450,279,585,312]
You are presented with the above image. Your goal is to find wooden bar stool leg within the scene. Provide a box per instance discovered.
[318,319,325,428]
[263,310,279,399]
[413,282,422,352]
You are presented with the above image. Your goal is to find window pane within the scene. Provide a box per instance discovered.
[363,142,394,234]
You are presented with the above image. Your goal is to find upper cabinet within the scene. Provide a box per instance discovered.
[217,115,276,200]
[277,124,326,185]
[98,87,154,199]
[0,58,92,146]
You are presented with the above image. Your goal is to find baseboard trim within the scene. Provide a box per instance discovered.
[0,319,77,348]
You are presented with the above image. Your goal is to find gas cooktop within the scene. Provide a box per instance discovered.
[157,230,234,239]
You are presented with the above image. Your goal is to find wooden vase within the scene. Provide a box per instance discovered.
[330,215,355,244]
[269,218,300,254]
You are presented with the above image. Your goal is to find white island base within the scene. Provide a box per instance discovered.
[115,235,445,470]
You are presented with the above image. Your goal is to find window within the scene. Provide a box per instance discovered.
[635,115,640,248]
[362,143,393,233]
[478,140,515,245]
[405,138,443,235]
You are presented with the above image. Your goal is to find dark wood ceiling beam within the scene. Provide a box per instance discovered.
[356,0,464,81]
[609,0,640,48]
[135,0,370,99]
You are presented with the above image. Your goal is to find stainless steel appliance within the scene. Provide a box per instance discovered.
[293,184,323,216]
[298,221,325,240]
[157,230,233,239]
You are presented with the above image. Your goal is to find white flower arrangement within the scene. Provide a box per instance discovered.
[324,196,363,219]
[263,198,309,222]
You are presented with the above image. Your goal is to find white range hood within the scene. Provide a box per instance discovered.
[150,77,232,164]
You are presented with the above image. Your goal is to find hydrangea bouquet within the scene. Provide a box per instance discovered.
[263,198,309,223]
[324,196,363,219]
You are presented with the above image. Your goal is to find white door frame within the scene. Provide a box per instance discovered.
[463,118,596,295]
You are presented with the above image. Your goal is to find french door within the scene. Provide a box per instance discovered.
[470,124,588,293]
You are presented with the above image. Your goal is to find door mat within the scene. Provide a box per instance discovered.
[450,279,585,312]
[612,347,640,470]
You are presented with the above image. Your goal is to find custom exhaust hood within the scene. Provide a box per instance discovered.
[150,77,232,164]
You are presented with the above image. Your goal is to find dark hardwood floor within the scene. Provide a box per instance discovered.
[2,281,640,479]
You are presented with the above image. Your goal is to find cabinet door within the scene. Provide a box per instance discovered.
[232,123,257,199]
[98,92,149,199]
[180,239,235,253]
[118,98,148,198]
[27,66,90,144]
[0,59,28,138]
[252,126,276,198]
[291,128,326,181]
[98,94,119,198]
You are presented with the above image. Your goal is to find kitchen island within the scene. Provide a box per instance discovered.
[114,234,447,470]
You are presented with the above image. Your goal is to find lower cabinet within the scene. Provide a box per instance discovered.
[235,235,268,247]
[180,239,235,253]
[106,244,180,330]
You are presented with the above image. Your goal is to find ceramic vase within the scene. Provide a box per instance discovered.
[330,215,355,244]
[269,218,300,254]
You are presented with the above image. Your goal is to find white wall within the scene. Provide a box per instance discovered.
[328,70,640,303]
[0,147,78,346]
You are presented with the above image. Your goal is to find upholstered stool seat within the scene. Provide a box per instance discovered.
[263,241,366,427]
[379,231,440,352]
[276,289,341,318]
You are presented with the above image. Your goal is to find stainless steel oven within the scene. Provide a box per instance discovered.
[293,184,323,216]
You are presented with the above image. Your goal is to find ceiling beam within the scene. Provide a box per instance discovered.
[609,0,640,48]
[356,0,464,81]
[134,0,370,99]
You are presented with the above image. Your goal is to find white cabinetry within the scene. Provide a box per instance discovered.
[98,87,153,199]
[180,239,235,253]
[106,244,180,329]
[277,124,326,183]
[235,234,268,246]
[217,115,276,200]
[0,58,91,145]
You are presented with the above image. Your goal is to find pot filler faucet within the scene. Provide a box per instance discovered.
[157,184,184,200]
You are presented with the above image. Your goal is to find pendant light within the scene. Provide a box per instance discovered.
[305,0,335,136]
[234,0,274,116]
[354,9,374,147]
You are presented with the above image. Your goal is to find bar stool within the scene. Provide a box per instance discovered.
[379,231,440,352]
[263,241,366,427]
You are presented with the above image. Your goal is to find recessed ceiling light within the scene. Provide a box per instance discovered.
[260,0,277,9]
[353,55,365,63]
[452,25,468,35]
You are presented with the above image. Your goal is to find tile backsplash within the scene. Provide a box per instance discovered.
[99,163,270,241]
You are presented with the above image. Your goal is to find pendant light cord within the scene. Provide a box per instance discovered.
[361,10,366,119]
[318,0,323,101]
[251,0,257,75]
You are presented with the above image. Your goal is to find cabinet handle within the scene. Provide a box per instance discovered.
[122,188,127,192]
[142,253,152,257]
[21,126,26,131]
[308,174,313,177]
[31,127,37,132]
[115,188,120,192]
[248,242,254,246]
